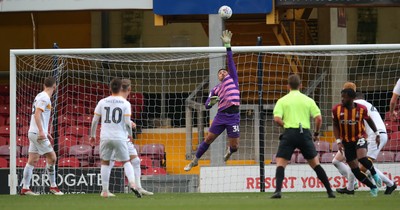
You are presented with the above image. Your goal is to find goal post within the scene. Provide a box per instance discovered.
[9,44,400,195]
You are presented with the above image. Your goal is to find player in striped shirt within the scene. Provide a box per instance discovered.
[184,30,240,171]
[332,88,381,197]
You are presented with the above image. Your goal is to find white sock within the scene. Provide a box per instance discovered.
[332,159,349,177]
[131,157,142,188]
[347,172,356,191]
[101,165,110,192]
[123,162,136,186]
[23,164,34,189]
[46,163,57,187]
[375,167,394,187]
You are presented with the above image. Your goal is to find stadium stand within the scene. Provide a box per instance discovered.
[0,157,8,168]
[58,157,80,167]
[376,151,396,162]
[320,152,336,163]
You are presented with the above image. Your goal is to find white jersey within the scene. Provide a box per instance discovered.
[354,99,386,137]
[28,91,52,135]
[94,95,131,141]
[393,78,400,95]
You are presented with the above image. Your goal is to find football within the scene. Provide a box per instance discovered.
[218,5,232,19]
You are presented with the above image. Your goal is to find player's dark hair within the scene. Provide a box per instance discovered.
[43,76,56,88]
[218,68,227,73]
[110,78,122,94]
[121,79,131,91]
[341,88,356,99]
[355,91,365,100]
[288,74,301,89]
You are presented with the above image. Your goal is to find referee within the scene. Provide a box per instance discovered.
[271,74,335,199]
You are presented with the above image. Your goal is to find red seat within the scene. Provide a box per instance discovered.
[17,104,32,116]
[376,151,395,162]
[385,121,400,133]
[140,156,153,169]
[113,161,124,167]
[58,157,80,167]
[64,126,89,137]
[63,104,88,115]
[36,158,47,168]
[58,114,77,127]
[0,126,10,136]
[320,152,336,163]
[69,144,92,167]
[76,115,92,126]
[91,83,109,95]
[296,153,308,163]
[0,115,6,126]
[141,144,165,166]
[58,135,79,156]
[271,153,296,164]
[314,141,330,153]
[383,139,400,151]
[16,157,28,167]
[6,116,9,125]
[142,167,167,175]
[331,142,339,152]
[0,105,9,115]
[395,152,400,162]
[21,145,29,157]
[18,126,30,136]
[16,136,29,146]
[16,115,28,127]
[0,84,9,95]
[0,136,8,145]
[0,157,8,168]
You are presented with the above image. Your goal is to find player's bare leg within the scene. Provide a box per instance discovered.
[224,137,239,162]
[21,153,40,196]
[184,132,218,171]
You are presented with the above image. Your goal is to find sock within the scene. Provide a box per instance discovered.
[195,141,210,159]
[346,173,357,191]
[229,146,238,154]
[358,157,377,176]
[131,157,142,188]
[275,166,285,193]
[351,167,376,189]
[123,162,136,186]
[46,163,57,187]
[101,165,110,192]
[332,159,350,177]
[313,165,333,192]
[375,167,394,187]
[23,164,34,189]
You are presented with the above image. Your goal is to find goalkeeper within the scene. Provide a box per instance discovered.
[184,30,240,171]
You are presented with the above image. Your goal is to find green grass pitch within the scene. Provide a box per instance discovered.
[0,191,399,210]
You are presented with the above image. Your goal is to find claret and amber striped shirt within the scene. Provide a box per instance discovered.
[332,103,370,142]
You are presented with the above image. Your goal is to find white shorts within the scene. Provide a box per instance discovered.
[110,141,137,161]
[367,132,388,160]
[28,132,54,155]
[100,140,129,162]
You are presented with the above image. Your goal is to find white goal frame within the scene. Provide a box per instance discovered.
[9,44,400,195]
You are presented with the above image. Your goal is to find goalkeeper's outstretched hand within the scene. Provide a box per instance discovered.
[208,96,220,107]
[220,30,232,48]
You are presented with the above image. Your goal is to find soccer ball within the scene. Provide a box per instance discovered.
[218,5,232,19]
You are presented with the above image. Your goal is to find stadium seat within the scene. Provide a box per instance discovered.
[0,84,9,95]
[314,141,330,153]
[0,136,8,145]
[64,126,90,137]
[142,167,167,175]
[0,115,6,126]
[91,83,109,95]
[21,145,29,157]
[58,135,79,156]
[63,104,88,115]
[76,115,92,126]
[0,145,10,159]
[141,144,166,167]
[384,138,400,151]
[395,152,400,162]
[331,142,339,152]
[58,157,80,167]
[296,153,308,163]
[16,136,29,146]
[0,157,8,168]
[16,115,28,127]
[271,153,296,164]
[376,151,395,162]
[385,121,400,133]
[0,125,10,136]
[58,114,77,127]
[113,161,124,167]
[16,157,28,167]
[0,105,9,115]
[18,125,30,136]
[36,158,47,168]
[17,104,31,116]
[6,116,9,125]
[69,144,92,167]
[320,152,336,163]
[140,156,153,169]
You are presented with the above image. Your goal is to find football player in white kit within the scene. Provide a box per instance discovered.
[107,79,153,195]
[389,78,400,120]
[90,78,141,198]
[21,76,64,196]
[333,82,397,195]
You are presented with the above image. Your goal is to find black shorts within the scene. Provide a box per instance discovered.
[276,128,318,161]
[343,138,368,162]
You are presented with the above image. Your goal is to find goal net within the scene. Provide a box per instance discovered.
[9,45,400,195]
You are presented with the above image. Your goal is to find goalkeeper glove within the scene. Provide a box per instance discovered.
[208,96,220,107]
[220,30,232,48]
